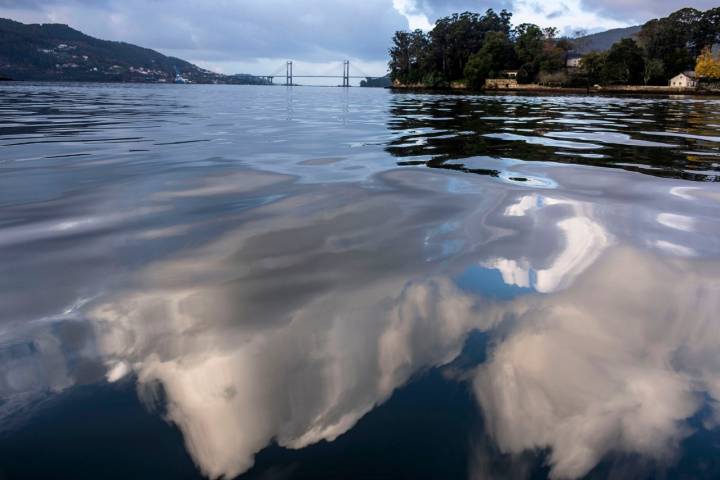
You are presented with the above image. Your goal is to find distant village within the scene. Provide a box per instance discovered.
[389,7,720,93]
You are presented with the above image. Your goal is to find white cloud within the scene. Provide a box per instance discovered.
[512,0,628,34]
[392,0,433,31]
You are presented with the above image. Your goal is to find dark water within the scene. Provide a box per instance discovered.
[1,84,720,480]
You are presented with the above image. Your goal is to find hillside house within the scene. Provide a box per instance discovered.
[566,54,582,68]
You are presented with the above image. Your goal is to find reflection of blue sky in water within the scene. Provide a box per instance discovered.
[455,266,535,299]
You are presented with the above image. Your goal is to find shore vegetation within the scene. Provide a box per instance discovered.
[388,7,720,89]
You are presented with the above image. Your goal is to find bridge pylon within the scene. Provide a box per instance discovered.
[286,61,293,86]
[342,60,350,87]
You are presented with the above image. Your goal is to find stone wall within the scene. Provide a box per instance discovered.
[595,85,697,93]
[484,79,518,89]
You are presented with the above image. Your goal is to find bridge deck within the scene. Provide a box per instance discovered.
[260,75,383,79]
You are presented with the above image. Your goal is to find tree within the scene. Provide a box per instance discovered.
[389,29,428,83]
[427,9,513,81]
[603,38,645,84]
[511,23,568,83]
[696,47,720,80]
[464,31,516,88]
[538,42,566,74]
[516,63,535,84]
[389,31,411,82]
[513,23,544,65]
[694,7,720,54]
[543,27,558,40]
[464,51,493,89]
[580,51,606,86]
[638,9,701,77]
[643,58,665,85]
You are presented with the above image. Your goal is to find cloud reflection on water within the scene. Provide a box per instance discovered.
[3,87,720,479]
[67,166,720,479]
[475,247,720,479]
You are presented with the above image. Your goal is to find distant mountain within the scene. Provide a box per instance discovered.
[0,18,269,84]
[572,25,642,54]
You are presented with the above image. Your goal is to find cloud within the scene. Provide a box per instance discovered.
[390,0,632,33]
[578,0,719,24]
[392,0,513,30]
[511,0,628,34]
[392,0,433,31]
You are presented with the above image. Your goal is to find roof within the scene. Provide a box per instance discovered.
[671,71,696,80]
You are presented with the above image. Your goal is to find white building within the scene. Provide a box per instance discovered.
[669,71,698,88]
[566,54,582,68]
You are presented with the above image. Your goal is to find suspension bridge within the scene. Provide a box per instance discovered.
[253,61,386,86]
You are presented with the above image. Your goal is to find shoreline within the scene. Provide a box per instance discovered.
[389,84,720,97]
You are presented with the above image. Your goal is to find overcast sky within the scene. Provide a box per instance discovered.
[0,0,715,79]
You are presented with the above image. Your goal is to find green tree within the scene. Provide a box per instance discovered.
[643,58,665,85]
[603,38,645,84]
[538,43,566,74]
[638,9,700,77]
[580,51,607,86]
[464,31,516,88]
[389,31,412,82]
[696,7,720,50]
[513,23,544,65]
[389,29,428,83]
[516,63,535,84]
[428,9,513,81]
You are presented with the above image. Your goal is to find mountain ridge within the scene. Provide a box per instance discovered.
[572,25,642,54]
[0,18,268,84]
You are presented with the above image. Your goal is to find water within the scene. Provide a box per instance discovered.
[1,83,720,480]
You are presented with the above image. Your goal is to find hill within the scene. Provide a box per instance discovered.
[572,25,642,54]
[0,18,269,84]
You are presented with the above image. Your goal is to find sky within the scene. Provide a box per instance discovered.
[0,0,716,80]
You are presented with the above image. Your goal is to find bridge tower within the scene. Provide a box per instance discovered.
[286,61,293,86]
[342,60,350,87]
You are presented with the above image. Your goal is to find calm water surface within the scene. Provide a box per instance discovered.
[1,84,720,479]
